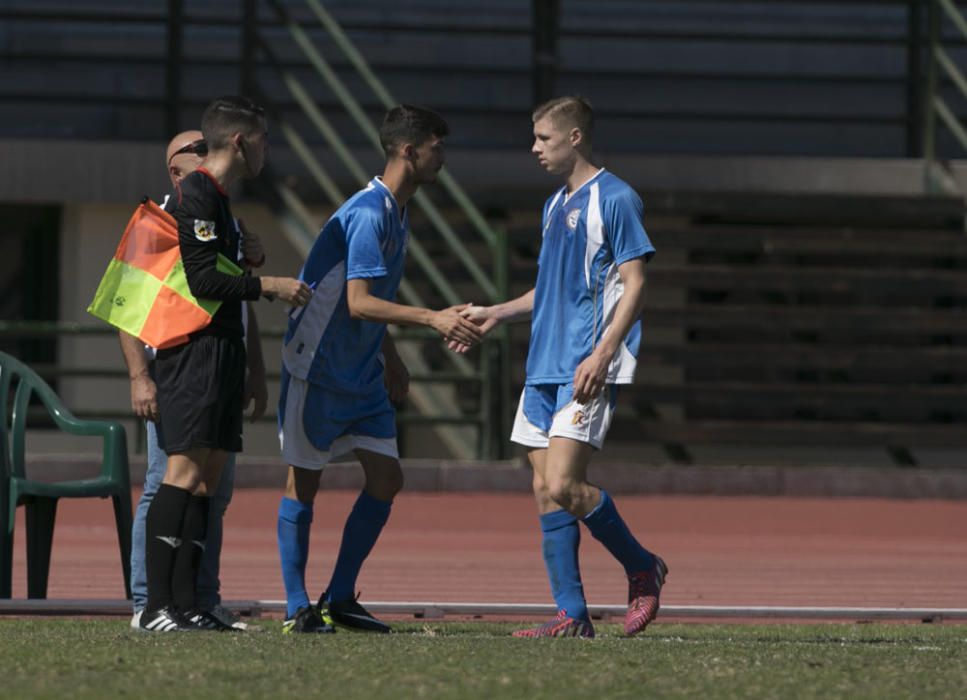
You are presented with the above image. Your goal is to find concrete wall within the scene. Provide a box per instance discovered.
[5,138,967,207]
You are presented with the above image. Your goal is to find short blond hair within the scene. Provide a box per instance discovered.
[532,95,594,142]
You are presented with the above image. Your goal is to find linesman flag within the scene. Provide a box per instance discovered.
[87,198,241,349]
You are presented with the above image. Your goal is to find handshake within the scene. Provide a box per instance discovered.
[432,303,498,354]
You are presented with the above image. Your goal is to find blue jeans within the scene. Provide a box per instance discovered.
[130,420,236,612]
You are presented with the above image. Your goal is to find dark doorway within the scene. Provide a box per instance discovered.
[0,204,62,379]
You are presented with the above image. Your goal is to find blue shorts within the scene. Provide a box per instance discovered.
[511,383,618,450]
[278,368,398,470]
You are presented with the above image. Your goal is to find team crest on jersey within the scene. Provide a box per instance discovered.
[193,219,217,241]
[571,410,586,426]
[566,209,581,231]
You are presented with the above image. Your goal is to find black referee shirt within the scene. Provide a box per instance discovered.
[165,168,262,339]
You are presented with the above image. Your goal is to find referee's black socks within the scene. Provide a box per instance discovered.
[172,494,210,613]
[144,483,191,614]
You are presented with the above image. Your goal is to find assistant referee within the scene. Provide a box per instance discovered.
[140,96,311,632]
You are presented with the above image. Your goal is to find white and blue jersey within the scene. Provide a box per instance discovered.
[525,169,655,386]
[278,178,406,462]
[282,178,408,395]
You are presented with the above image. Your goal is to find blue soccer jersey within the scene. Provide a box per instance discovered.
[282,178,408,394]
[525,169,655,385]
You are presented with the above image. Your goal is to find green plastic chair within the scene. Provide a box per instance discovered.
[0,351,132,599]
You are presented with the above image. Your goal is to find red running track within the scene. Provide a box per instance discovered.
[7,490,967,611]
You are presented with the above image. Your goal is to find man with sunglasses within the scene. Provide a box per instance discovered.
[166,135,207,183]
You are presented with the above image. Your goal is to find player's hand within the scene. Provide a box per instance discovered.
[238,219,265,268]
[383,353,410,405]
[130,374,159,422]
[261,276,312,306]
[243,368,268,422]
[462,304,499,335]
[448,304,499,353]
[572,350,610,404]
[430,303,483,347]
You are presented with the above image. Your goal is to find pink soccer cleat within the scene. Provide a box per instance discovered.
[512,610,595,639]
[625,556,668,636]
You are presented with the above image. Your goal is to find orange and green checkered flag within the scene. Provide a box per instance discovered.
[87,198,242,349]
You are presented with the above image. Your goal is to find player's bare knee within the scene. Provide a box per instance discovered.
[366,464,403,501]
[390,467,404,497]
[532,470,548,494]
[546,477,579,512]
[163,459,202,492]
[287,466,321,503]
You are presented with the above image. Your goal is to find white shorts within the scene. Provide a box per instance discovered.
[278,372,398,471]
[510,383,618,450]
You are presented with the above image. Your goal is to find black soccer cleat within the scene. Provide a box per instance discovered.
[186,609,240,632]
[282,605,336,634]
[138,605,195,633]
[322,594,391,634]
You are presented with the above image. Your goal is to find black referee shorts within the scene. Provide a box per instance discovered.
[154,334,246,454]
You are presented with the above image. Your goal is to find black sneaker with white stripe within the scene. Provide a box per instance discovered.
[323,594,390,634]
[187,609,239,632]
[138,605,195,632]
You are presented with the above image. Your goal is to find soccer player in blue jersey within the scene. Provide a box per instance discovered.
[458,96,667,638]
[276,105,483,634]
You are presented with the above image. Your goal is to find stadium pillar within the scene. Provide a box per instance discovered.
[241,0,258,97]
[531,0,560,105]
[164,0,184,138]
[906,0,926,157]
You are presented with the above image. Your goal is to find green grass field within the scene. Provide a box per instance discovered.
[1,619,964,699]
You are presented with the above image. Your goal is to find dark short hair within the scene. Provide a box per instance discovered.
[379,104,449,157]
[532,95,594,141]
[201,96,266,150]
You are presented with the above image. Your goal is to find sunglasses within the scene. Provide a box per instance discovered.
[167,138,208,165]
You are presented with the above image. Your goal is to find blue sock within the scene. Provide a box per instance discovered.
[581,490,655,576]
[325,490,392,604]
[277,497,313,619]
[540,509,588,622]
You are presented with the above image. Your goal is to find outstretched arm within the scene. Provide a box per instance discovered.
[447,288,536,353]
[476,288,535,325]
[346,278,483,347]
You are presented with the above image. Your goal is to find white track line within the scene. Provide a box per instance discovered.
[2,599,966,621]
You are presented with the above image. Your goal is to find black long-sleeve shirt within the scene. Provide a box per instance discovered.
[165,169,261,338]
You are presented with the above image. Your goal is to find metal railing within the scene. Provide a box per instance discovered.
[924,0,967,193]
[0,321,508,458]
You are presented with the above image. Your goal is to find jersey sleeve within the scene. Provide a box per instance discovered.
[604,188,656,265]
[172,176,261,301]
[344,208,388,280]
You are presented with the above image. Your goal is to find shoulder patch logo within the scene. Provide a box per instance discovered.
[566,209,581,231]
[193,219,217,242]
